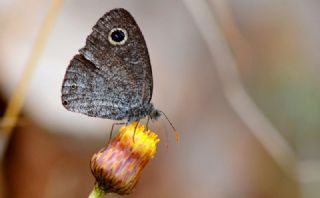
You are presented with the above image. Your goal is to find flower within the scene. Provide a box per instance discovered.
[89,122,160,197]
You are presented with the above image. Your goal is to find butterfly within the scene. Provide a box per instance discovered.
[61,8,162,123]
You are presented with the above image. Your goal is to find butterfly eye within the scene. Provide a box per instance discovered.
[108,28,128,45]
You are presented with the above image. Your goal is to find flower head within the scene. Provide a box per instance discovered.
[90,122,160,196]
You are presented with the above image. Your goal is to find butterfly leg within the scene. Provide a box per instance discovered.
[108,122,126,145]
[145,116,150,131]
[132,121,140,143]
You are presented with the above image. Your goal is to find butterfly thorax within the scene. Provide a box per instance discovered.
[127,103,160,122]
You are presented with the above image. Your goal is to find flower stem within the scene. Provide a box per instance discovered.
[88,184,105,198]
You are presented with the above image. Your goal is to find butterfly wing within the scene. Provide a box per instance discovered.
[62,54,133,119]
[61,9,153,120]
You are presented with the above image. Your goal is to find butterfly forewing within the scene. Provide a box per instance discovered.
[61,9,154,121]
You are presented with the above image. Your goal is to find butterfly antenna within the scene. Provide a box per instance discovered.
[158,110,180,142]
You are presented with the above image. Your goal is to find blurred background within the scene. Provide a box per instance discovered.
[0,0,319,197]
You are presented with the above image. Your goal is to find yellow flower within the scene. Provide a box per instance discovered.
[89,122,160,197]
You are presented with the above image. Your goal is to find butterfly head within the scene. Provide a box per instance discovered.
[150,109,161,120]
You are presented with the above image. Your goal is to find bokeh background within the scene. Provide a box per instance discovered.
[0,0,320,197]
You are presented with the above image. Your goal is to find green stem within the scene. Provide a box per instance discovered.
[88,184,105,198]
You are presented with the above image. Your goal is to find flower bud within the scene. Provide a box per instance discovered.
[90,122,160,196]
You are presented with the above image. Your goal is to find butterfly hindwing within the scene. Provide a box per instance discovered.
[62,54,136,120]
